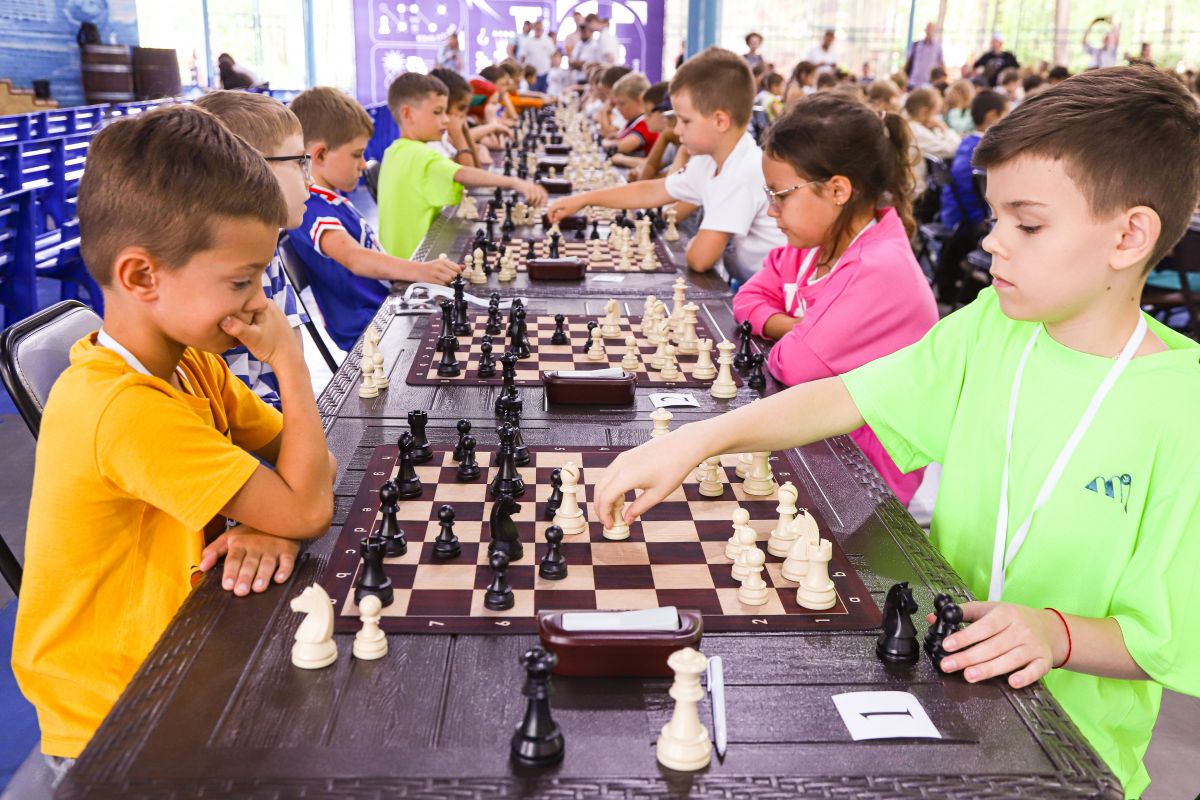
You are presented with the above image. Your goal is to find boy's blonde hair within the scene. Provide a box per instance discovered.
[669,47,755,127]
[612,71,650,101]
[289,87,374,149]
[79,105,287,286]
[193,90,301,153]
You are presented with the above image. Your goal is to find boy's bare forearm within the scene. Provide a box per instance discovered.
[1061,614,1151,681]
[269,353,333,536]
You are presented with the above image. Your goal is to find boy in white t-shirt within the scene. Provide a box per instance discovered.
[548,47,785,283]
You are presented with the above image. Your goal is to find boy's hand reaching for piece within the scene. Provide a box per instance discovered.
[200,524,300,597]
[593,428,711,527]
[517,180,548,207]
[412,257,463,285]
[933,601,1069,689]
[220,301,300,368]
[546,195,584,223]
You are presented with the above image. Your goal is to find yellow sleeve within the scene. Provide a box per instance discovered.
[95,386,263,532]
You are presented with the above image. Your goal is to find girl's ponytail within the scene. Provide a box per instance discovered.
[881,111,917,239]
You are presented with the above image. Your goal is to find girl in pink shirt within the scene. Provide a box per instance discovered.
[734,94,939,505]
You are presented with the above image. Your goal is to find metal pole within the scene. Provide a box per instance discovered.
[303,0,316,88]
[686,0,721,59]
[201,0,213,88]
[905,0,916,65]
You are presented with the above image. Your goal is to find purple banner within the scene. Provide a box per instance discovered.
[353,0,664,105]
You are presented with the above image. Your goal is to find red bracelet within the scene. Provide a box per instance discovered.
[1045,608,1072,668]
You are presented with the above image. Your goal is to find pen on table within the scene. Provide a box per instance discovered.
[706,655,727,759]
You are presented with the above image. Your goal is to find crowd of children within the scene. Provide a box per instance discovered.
[7,19,1199,800]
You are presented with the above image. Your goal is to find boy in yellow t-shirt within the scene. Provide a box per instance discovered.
[12,106,336,772]
[592,67,1200,798]
[377,72,547,259]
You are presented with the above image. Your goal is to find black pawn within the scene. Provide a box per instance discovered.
[924,594,964,670]
[734,320,754,372]
[584,320,598,353]
[377,480,407,558]
[875,582,919,664]
[354,536,394,607]
[395,432,423,498]
[747,353,766,391]
[437,334,461,377]
[538,525,567,581]
[452,419,472,461]
[485,551,514,611]
[544,468,563,519]
[408,410,433,463]
[548,231,561,259]
[478,337,497,378]
[589,219,600,240]
[550,313,568,345]
[486,302,503,336]
[436,299,453,352]
[505,406,530,466]
[526,238,537,260]
[511,646,565,767]
[433,504,461,560]
[490,422,526,498]
[574,222,585,241]
[456,434,481,481]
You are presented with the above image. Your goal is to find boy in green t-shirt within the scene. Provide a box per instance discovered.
[592,67,1200,798]
[377,72,547,258]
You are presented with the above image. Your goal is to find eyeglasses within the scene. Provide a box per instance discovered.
[762,179,824,212]
[264,153,312,182]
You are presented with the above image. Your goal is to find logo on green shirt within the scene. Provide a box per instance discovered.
[1085,474,1132,511]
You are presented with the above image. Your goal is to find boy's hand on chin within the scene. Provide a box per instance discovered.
[220,302,300,367]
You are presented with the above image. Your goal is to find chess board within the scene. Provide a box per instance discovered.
[405,312,742,389]
[320,444,882,634]
[465,236,677,275]
[464,201,622,226]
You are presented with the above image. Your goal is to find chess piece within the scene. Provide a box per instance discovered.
[437,334,461,377]
[433,504,462,559]
[486,302,504,336]
[395,432,423,498]
[456,434,481,481]
[370,338,389,390]
[477,337,497,378]
[780,514,818,582]
[452,419,472,461]
[602,495,631,540]
[734,451,753,479]
[587,335,606,361]
[551,313,569,345]
[600,298,623,338]
[710,341,738,399]
[548,230,562,258]
[876,582,920,664]
[436,299,453,350]
[697,456,724,497]
[676,303,700,355]
[664,206,679,241]
[526,238,537,260]
[767,481,799,557]
[510,307,531,359]
[511,646,565,766]
[733,320,754,371]
[741,452,775,496]
[659,345,681,381]
[796,539,836,610]
[747,353,767,392]
[590,218,601,239]
[649,406,672,438]
[668,278,687,339]
[620,335,640,371]
[359,358,379,399]
[544,468,564,519]
[552,461,587,535]
[354,535,394,607]
[724,507,754,561]
[489,490,524,562]
[377,480,407,557]
[648,329,668,371]
[655,647,712,771]
[730,523,759,580]
[736,548,769,605]
[289,584,338,670]
[924,594,964,670]
[538,525,568,580]
[490,423,526,498]
[692,338,717,381]
[484,551,515,611]
[583,320,598,353]
[504,406,530,466]
[408,410,433,463]
[352,594,388,660]
[495,351,520,415]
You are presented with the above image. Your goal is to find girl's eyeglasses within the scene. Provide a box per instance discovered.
[762,179,824,212]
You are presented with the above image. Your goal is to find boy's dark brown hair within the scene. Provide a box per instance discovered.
[479,65,505,85]
[670,47,755,127]
[970,89,1007,126]
[430,68,470,106]
[764,93,917,248]
[600,65,631,89]
[288,86,373,149]
[974,66,1200,270]
[79,105,287,286]
[192,90,300,153]
[643,81,668,109]
[499,60,523,80]
[387,72,448,117]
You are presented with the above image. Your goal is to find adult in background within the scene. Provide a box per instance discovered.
[744,32,765,71]
[596,17,619,65]
[522,19,557,93]
[216,53,261,90]
[563,11,585,58]
[805,29,839,73]
[972,34,1018,87]
[1126,41,1154,67]
[905,22,944,88]
[510,20,533,61]
[1082,17,1120,70]
[438,32,464,73]
[571,14,607,66]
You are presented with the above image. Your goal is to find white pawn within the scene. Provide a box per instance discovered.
[710,340,738,399]
[736,548,769,605]
[659,345,681,381]
[664,206,680,241]
[796,539,837,610]
[649,406,672,438]
[602,495,631,540]
[587,336,606,361]
[648,331,668,370]
[352,594,388,660]
[553,461,588,535]
[691,338,717,381]
[734,452,754,479]
[621,335,640,371]
[655,647,712,771]
[730,523,758,581]
[742,452,776,496]
[724,507,753,561]
[358,359,379,399]
[767,481,798,557]
[697,455,724,497]
[640,247,656,271]
[469,258,487,285]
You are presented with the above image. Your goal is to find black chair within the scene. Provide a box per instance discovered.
[1143,225,1200,338]
[276,236,341,373]
[917,156,960,291]
[363,159,382,203]
[0,299,101,594]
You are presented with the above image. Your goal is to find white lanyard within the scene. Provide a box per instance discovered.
[97,328,195,394]
[787,219,878,316]
[988,315,1148,601]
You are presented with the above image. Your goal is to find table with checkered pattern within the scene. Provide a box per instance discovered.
[466,235,676,275]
